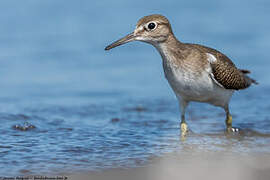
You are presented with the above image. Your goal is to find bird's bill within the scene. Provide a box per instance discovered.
[105,32,136,50]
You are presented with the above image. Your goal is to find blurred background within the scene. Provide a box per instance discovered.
[0,0,270,177]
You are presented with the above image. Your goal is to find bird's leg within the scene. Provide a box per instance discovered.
[224,105,239,132]
[179,99,189,137]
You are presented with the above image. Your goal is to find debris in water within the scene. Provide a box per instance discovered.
[12,122,36,131]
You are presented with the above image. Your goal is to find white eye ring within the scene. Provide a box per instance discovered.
[147,22,157,30]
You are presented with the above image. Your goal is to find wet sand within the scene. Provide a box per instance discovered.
[68,151,270,180]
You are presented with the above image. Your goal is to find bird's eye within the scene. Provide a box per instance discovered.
[148,22,156,30]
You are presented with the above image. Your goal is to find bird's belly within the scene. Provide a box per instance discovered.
[164,65,233,106]
[166,69,213,100]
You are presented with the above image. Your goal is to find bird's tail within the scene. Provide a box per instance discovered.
[240,69,258,85]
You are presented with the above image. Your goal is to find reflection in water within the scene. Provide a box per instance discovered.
[0,97,270,176]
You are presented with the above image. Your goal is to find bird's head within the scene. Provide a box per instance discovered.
[105,14,173,50]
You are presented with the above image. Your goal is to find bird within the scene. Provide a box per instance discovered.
[105,14,257,136]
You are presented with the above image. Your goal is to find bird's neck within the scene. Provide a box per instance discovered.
[153,34,186,64]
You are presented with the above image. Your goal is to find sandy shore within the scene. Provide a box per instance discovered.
[68,152,270,180]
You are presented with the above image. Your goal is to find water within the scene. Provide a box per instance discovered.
[0,0,270,176]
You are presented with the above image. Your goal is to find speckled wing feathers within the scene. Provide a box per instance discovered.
[188,44,257,90]
[210,61,252,90]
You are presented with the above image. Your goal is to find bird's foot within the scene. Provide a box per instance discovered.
[180,122,189,139]
[226,126,240,133]
[225,115,240,133]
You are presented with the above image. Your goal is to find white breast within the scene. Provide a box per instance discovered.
[163,60,212,99]
[156,44,233,107]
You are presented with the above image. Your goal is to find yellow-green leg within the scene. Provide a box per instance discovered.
[225,106,239,133]
[179,99,189,138]
[226,114,233,131]
[180,117,188,137]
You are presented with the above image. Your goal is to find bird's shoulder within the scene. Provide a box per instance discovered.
[184,43,236,66]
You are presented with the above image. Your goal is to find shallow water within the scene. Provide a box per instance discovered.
[0,0,270,176]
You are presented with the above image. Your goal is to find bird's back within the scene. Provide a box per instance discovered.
[185,43,258,90]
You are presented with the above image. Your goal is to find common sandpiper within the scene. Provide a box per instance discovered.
[105,14,257,136]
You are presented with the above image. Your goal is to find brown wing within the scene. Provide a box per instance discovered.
[210,60,254,90]
[187,43,257,90]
